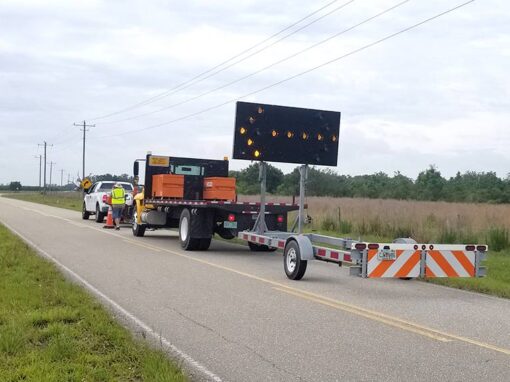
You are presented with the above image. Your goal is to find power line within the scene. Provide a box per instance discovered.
[34,155,42,189]
[38,141,53,193]
[48,161,56,192]
[86,0,352,121]
[73,121,95,181]
[92,0,476,140]
[101,0,411,125]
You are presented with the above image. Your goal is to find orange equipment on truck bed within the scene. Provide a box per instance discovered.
[203,177,236,201]
[152,174,184,198]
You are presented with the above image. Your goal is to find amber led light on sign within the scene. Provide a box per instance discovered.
[247,138,254,146]
[301,132,308,140]
[257,106,264,114]
[239,127,247,135]
[331,134,337,142]
[249,117,256,124]
[254,150,261,158]
[286,131,294,139]
[317,133,324,141]
[271,130,278,137]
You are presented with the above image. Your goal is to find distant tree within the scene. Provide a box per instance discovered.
[9,181,22,191]
[415,165,445,201]
[233,163,283,194]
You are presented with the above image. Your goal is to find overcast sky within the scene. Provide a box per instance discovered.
[1,0,508,186]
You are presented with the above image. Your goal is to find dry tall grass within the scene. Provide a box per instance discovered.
[239,195,510,245]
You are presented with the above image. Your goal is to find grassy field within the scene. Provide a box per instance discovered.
[3,191,82,212]
[0,223,186,382]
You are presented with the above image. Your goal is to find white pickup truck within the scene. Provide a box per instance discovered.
[82,181,134,222]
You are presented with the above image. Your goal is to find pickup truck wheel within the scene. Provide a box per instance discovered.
[95,204,105,223]
[179,209,200,250]
[284,240,307,280]
[248,242,277,252]
[132,211,146,237]
[82,203,90,220]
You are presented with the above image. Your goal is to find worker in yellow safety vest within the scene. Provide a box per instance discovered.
[111,183,126,230]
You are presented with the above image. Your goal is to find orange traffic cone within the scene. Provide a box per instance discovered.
[103,207,115,229]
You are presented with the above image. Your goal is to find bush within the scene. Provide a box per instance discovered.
[486,227,510,252]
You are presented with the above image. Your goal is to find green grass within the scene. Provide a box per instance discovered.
[0,223,186,382]
[3,192,83,212]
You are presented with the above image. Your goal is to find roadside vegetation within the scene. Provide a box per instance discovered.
[3,191,82,212]
[0,223,186,381]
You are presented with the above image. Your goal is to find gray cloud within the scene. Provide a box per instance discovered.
[1,0,509,185]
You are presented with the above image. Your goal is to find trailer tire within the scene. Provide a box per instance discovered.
[95,204,105,223]
[82,203,90,220]
[179,209,200,250]
[132,211,146,237]
[248,242,277,252]
[284,240,307,280]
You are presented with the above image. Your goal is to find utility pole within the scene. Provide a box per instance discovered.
[34,155,42,189]
[60,169,64,188]
[67,173,71,185]
[73,121,95,182]
[48,161,56,192]
[38,141,52,193]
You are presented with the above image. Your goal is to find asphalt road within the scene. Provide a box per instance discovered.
[1,196,510,381]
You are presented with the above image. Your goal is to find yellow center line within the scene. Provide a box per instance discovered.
[273,287,451,342]
[9,202,510,357]
[124,239,161,252]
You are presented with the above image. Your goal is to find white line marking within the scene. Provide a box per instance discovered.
[0,220,222,382]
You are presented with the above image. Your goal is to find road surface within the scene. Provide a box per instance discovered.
[1,196,509,381]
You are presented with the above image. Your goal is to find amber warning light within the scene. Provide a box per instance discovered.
[232,101,341,166]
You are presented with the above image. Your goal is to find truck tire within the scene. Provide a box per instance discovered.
[284,240,307,280]
[179,209,200,250]
[132,211,146,237]
[198,238,211,250]
[95,204,105,223]
[248,242,277,252]
[82,203,90,220]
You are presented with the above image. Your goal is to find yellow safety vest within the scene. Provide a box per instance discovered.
[111,187,125,205]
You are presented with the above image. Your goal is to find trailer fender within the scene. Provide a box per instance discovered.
[286,235,314,260]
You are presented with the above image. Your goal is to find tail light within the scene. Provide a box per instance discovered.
[228,214,236,222]
[277,215,284,223]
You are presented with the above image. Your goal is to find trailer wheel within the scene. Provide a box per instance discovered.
[179,209,200,250]
[284,240,307,280]
[82,203,90,220]
[248,242,277,252]
[95,204,105,223]
[132,211,146,237]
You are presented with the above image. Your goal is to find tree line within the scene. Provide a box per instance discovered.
[230,163,510,204]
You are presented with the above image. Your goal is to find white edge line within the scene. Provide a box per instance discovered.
[0,220,222,382]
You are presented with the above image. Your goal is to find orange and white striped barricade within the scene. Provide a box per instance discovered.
[350,243,487,278]
[424,244,486,278]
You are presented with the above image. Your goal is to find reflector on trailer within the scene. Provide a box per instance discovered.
[233,101,341,166]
